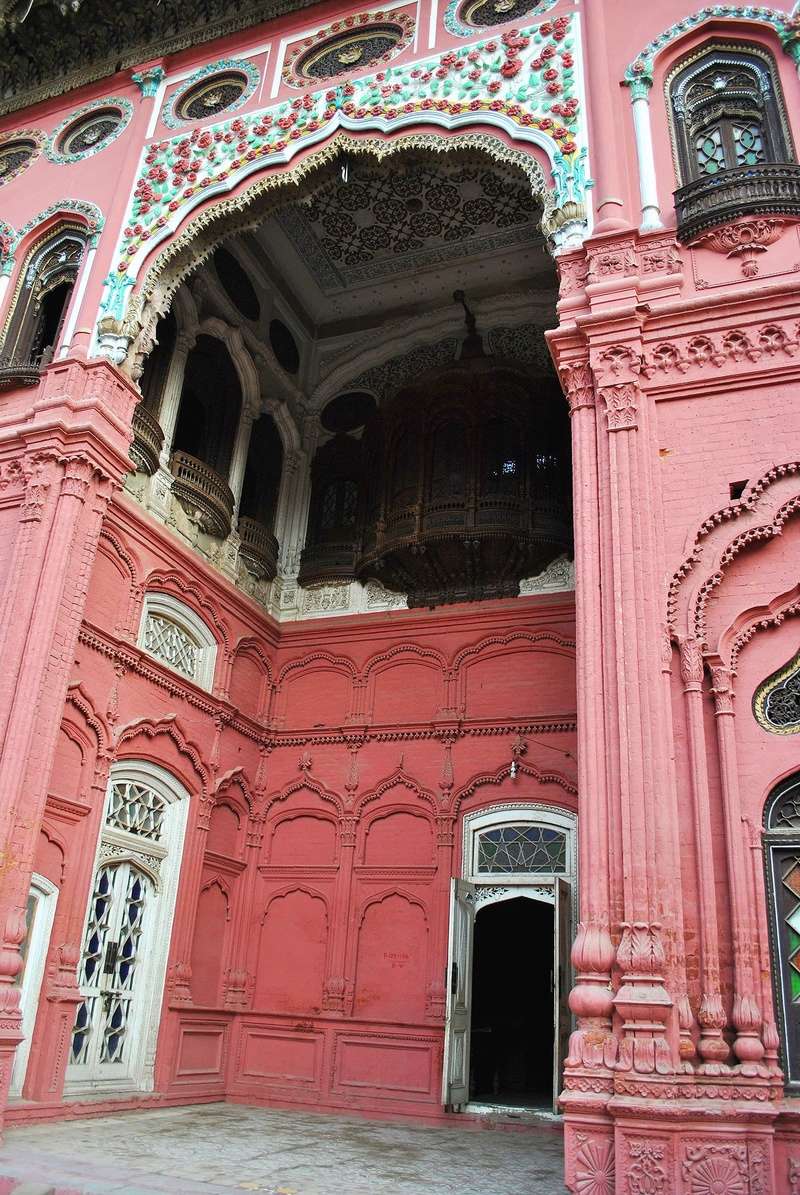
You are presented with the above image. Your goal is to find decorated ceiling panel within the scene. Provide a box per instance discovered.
[273,156,543,291]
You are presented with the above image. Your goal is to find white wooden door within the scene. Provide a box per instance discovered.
[442,878,476,1110]
[552,877,571,1112]
[68,861,152,1084]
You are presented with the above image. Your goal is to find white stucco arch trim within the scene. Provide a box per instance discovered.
[461,802,577,887]
[137,591,218,691]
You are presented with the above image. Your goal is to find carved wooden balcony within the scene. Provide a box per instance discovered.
[238,515,279,580]
[170,450,234,539]
[675,162,800,242]
[0,355,43,391]
[129,401,164,475]
[298,535,359,588]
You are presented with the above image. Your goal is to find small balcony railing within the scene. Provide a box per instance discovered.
[170,450,234,539]
[238,515,279,581]
[0,346,52,391]
[675,161,800,241]
[129,402,164,476]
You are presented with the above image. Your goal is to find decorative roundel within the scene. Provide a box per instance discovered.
[0,130,43,185]
[444,0,556,36]
[213,246,260,321]
[162,59,260,129]
[321,391,377,434]
[282,11,415,88]
[46,98,132,164]
[269,318,300,375]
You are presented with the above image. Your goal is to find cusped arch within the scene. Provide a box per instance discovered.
[360,642,448,683]
[9,199,104,261]
[624,7,797,86]
[669,461,800,648]
[64,682,110,759]
[451,758,578,815]
[213,767,255,817]
[115,715,210,798]
[121,131,559,368]
[726,582,800,673]
[356,885,429,929]
[141,570,231,651]
[275,650,357,690]
[265,774,345,819]
[354,768,439,817]
[451,628,576,673]
[261,882,330,925]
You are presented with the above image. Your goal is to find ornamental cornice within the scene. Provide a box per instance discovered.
[642,319,800,387]
[105,14,586,345]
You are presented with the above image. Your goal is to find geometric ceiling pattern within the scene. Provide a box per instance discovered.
[275,155,543,291]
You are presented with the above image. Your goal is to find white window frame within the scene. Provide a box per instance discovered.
[462,802,577,887]
[10,872,59,1098]
[65,760,190,1097]
[137,591,217,691]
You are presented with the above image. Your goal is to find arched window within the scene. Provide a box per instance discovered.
[1,226,86,367]
[67,761,189,1095]
[670,44,792,184]
[298,433,363,586]
[764,773,800,1088]
[173,334,241,477]
[137,592,217,690]
[138,312,176,415]
[668,43,799,239]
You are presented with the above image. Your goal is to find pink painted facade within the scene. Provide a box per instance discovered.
[1,0,800,1190]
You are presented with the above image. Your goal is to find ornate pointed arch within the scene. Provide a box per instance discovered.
[275,649,357,689]
[668,460,800,647]
[115,715,210,798]
[354,767,439,816]
[213,766,255,817]
[266,773,345,818]
[115,114,578,369]
[360,642,448,684]
[624,7,798,87]
[452,758,577,814]
[261,883,330,925]
[141,569,231,652]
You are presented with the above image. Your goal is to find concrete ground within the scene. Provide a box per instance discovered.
[0,1102,567,1195]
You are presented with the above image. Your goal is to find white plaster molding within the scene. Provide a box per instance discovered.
[631,90,663,232]
[9,873,59,1097]
[137,591,218,690]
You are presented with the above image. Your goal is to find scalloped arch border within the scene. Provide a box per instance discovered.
[625,5,798,85]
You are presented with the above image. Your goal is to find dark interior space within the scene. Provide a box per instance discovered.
[469,896,554,1107]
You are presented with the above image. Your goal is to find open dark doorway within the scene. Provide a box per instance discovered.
[469,896,554,1109]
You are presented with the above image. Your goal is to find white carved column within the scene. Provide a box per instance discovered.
[627,78,663,232]
[228,404,255,525]
[158,332,194,468]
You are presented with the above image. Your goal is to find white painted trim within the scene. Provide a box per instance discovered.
[462,802,577,885]
[137,591,218,691]
[65,760,190,1097]
[631,92,663,232]
[58,243,96,359]
[9,873,59,1098]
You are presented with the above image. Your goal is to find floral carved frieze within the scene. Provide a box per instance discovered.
[108,13,586,320]
[642,321,800,381]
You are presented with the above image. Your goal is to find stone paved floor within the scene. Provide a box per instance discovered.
[0,1103,567,1195]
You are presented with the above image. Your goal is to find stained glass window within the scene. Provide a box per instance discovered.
[106,780,166,841]
[477,825,567,874]
[754,650,800,735]
[669,46,794,189]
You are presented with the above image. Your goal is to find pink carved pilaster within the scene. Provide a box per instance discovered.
[323,814,357,1016]
[590,324,678,1074]
[556,349,617,1076]
[709,662,766,1074]
[745,818,782,1078]
[678,637,728,1071]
